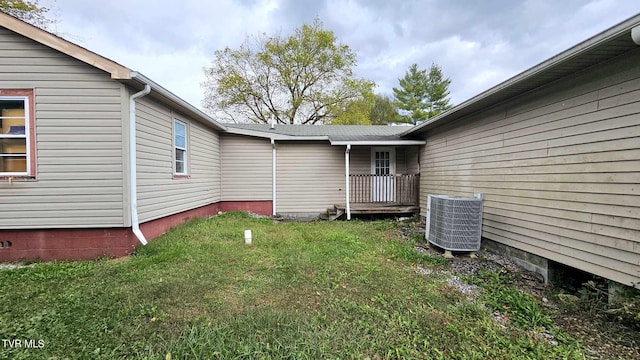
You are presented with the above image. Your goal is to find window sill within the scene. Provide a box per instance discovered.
[0,175,36,182]
[172,174,190,179]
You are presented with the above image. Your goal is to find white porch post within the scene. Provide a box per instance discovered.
[345,144,351,220]
[271,138,277,216]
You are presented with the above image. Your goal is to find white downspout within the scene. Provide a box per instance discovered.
[345,144,351,220]
[129,85,151,245]
[271,138,277,216]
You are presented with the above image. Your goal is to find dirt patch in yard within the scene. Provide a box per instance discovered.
[399,221,640,360]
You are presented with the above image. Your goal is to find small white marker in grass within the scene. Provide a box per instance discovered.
[244,230,252,245]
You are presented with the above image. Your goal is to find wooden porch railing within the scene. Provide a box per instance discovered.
[349,174,419,205]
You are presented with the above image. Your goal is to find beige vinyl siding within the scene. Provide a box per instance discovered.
[276,142,345,214]
[349,146,417,174]
[349,146,372,174]
[395,147,408,174]
[419,48,640,286]
[0,27,126,228]
[135,96,220,223]
[406,146,419,174]
[221,134,272,201]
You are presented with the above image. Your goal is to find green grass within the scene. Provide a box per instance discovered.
[0,212,583,359]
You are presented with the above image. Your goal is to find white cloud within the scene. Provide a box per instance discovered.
[40,0,640,110]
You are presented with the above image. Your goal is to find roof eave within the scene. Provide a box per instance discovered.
[0,11,131,80]
[129,72,226,131]
[330,140,426,146]
[224,127,329,141]
[404,12,640,136]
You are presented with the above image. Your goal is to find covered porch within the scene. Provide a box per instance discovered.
[338,141,424,219]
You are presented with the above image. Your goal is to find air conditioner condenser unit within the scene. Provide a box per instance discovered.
[426,194,484,254]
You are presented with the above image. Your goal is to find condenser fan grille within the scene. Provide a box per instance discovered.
[426,195,483,251]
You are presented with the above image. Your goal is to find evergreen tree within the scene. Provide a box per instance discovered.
[392,64,428,124]
[392,63,453,124]
[426,63,452,118]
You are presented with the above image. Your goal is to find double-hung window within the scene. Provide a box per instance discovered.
[0,90,34,177]
[174,119,187,175]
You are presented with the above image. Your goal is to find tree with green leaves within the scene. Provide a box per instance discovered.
[426,63,452,118]
[0,0,52,29]
[392,63,452,124]
[370,94,402,125]
[330,86,375,125]
[203,19,375,125]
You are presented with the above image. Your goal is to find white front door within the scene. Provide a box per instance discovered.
[371,147,395,202]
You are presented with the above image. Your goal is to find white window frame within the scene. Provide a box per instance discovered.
[0,95,32,177]
[173,119,188,176]
[370,147,396,175]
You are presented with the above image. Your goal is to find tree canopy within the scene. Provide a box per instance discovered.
[392,64,428,124]
[330,87,375,125]
[370,94,402,125]
[203,19,375,125]
[392,63,452,124]
[0,0,52,29]
[425,63,452,118]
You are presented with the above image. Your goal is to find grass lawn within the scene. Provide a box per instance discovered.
[0,212,584,359]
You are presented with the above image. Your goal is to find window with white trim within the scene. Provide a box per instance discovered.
[174,119,187,175]
[0,91,33,176]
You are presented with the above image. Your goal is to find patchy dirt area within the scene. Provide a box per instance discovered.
[399,221,640,360]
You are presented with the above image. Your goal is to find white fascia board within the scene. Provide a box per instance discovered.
[330,140,426,146]
[403,14,640,136]
[130,72,226,131]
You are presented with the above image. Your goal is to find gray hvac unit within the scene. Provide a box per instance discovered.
[426,194,484,251]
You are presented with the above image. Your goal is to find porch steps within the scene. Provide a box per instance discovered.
[319,205,345,221]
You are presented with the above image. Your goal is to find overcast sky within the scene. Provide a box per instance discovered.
[41,0,640,111]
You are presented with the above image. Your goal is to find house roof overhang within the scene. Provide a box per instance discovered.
[404,13,640,136]
[0,11,131,80]
[225,127,425,145]
[0,12,227,132]
[125,72,226,131]
[329,140,425,146]
[224,127,329,140]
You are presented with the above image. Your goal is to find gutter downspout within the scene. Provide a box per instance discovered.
[129,85,151,245]
[345,144,351,220]
[271,138,277,216]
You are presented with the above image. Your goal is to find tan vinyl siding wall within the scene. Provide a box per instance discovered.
[349,146,417,174]
[406,146,419,174]
[419,48,640,286]
[0,27,126,228]
[135,96,220,223]
[349,146,372,174]
[276,142,345,214]
[221,134,272,201]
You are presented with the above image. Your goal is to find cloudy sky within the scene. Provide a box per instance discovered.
[41,0,640,110]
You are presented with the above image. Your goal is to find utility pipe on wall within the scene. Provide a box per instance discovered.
[345,144,351,220]
[271,138,277,216]
[129,85,151,245]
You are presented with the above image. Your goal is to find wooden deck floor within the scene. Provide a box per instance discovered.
[335,203,419,215]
